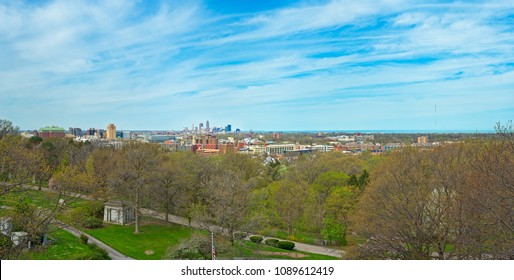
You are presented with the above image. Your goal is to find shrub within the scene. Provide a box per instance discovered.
[89,243,110,260]
[264,238,279,247]
[77,243,110,260]
[67,205,103,229]
[82,217,103,229]
[249,235,263,244]
[80,234,89,244]
[233,232,247,240]
[276,241,295,250]
[84,201,105,219]
[0,234,11,248]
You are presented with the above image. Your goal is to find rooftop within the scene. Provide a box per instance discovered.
[40,126,65,132]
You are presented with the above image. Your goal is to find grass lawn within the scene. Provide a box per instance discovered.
[85,219,196,260]
[19,228,110,260]
[0,188,90,210]
[0,189,60,209]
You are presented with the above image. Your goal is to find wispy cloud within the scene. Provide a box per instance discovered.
[0,0,513,130]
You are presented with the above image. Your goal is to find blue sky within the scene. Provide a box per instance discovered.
[1,0,513,131]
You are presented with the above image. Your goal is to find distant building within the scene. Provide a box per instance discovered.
[206,120,210,131]
[95,129,105,139]
[87,128,96,136]
[192,135,218,149]
[149,135,176,143]
[266,144,295,155]
[106,124,116,140]
[219,142,236,154]
[418,136,428,144]
[384,143,403,152]
[39,126,65,139]
[225,124,232,132]
[122,131,131,139]
[69,127,83,137]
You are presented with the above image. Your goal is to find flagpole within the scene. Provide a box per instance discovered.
[211,232,216,260]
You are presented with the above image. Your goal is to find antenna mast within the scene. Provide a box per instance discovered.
[435,104,437,130]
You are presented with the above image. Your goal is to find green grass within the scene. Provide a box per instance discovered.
[19,228,110,260]
[0,188,90,210]
[0,189,59,209]
[85,220,196,260]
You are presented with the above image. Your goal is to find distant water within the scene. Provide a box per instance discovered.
[250,129,496,134]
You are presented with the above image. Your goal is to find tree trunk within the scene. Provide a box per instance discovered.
[164,200,170,222]
[134,189,140,234]
[229,228,234,245]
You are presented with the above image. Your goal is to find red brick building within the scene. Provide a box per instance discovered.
[39,126,65,139]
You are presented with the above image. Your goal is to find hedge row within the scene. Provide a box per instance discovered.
[276,241,295,250]
[249,235,263,243]
[264,238,279,247]
[250,236,296,251]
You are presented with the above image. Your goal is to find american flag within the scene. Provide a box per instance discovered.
[211,232,216,260]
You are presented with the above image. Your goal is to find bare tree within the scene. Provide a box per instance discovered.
[352,147,465,259]
[0,119,19,140]
[151,152,192,221]
[114,142,161,234]
[193,171,256,245]
[353,141,513,260]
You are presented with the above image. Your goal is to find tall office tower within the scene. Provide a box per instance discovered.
[107,124,116,140]
[192,123,194,131]
[225,124,232,132]
[206,120,210,131]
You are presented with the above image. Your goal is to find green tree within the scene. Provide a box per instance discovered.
[357,169,370,190]
[306,171,349,244]
[268,179,309,236]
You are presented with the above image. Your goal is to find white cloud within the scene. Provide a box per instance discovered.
[1,0,513,130]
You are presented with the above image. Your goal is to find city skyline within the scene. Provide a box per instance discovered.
[1,1,513,131]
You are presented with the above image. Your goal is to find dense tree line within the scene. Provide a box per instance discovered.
[1,119,512,259]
